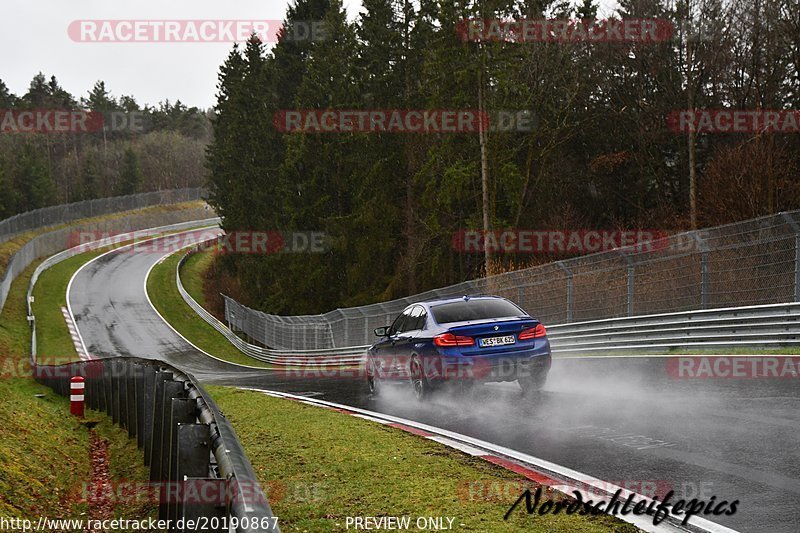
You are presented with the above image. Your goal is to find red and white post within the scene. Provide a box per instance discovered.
[70,376,85,418]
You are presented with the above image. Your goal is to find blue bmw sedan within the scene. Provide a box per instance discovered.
[366,295,551,400]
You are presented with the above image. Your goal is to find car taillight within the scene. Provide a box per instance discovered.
[519,324,546,340]
[434,333,475,347]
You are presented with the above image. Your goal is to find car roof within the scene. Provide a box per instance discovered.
[404,295,510,311]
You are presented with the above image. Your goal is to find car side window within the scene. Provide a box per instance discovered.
[403,306,422,332]
[390,309,411,335]
[389,314,405,335]
[410,306,427,331]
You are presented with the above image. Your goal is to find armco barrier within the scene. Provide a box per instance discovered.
[33,358,279,533]
[27,219,220,359]
[1,189,211,312]
[547,302,800,353]
[177,246,365,366]
[180,237,800,357]
[26,226,278,532]
[221,210,800,350]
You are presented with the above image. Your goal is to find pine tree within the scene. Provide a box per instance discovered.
[0,79,17,108]
[118,147,142,195]
[81,152,101,200]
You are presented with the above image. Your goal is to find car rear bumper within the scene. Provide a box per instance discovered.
[433,350,552,383]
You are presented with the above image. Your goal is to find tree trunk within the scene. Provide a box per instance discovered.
[478,61,492,272]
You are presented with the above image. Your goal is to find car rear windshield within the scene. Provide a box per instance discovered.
[431,299,525,324]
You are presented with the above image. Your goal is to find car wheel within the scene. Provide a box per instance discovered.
[409,357,429,401]
[367,360,381,396]
[518,372,547,397]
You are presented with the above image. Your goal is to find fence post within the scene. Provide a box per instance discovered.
[616,252,635,316]
[691,232,709,309]
[781,213,800,301]
[556,262,573,322]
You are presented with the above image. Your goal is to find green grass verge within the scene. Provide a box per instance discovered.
[147,250,272,368]
[32,251,105,364]
[209,386,638,532]
[0,261,155,525]
[181,251,214,306]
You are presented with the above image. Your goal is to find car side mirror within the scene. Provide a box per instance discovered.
[374,326,390,337]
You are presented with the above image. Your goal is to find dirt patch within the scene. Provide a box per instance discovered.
[85,430,114,531]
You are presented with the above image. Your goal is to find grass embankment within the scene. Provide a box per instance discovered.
[210,387,638,532]
[0,262,154,526]
[147,250,272,368]
[0,200,207,274]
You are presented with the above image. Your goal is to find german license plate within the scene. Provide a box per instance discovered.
[479,335,516,347]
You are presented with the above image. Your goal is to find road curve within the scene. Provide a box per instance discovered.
[69,230,800,532]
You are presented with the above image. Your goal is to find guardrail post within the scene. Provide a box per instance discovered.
[162,398,196,526]
[111,360,121,424]
[104,362,113,418]
[89,363,101,411]
[180,478,227,533]
[556,262,573,322]
[135,363,148,449]
[119,360,129,429]
[170,423,209,529]
[154,381,185,484]
[127,362,141,439]
[148,371,174,472]
[82,364,94,411]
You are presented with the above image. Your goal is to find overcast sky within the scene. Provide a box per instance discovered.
[2,0,618,110]
[2,0,363,110]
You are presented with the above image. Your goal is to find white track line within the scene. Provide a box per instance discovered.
[60,306,89,360]
[243,388,739,533]
[66,226,274,371]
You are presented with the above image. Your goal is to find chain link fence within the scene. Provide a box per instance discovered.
[225,210,800,350]
[0,188,206,245]
[0,188,210,312]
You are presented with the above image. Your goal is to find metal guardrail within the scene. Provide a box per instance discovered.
[33,358,279,533]
[0,188,206,244]
[27,223,278,532]
[1,190,212,312]
[547,302,800,353]
[177,246,366,366]
[27,218,222,358]
[222,210,800,350]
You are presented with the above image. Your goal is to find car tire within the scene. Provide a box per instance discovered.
[518,372,547,397]
[367,359,381,396]
[409,357,430,401]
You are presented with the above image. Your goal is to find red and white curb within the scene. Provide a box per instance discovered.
[241,388,739,533]
[61,306,91,360]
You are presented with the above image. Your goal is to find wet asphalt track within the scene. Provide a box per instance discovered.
[68,230,800,532]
